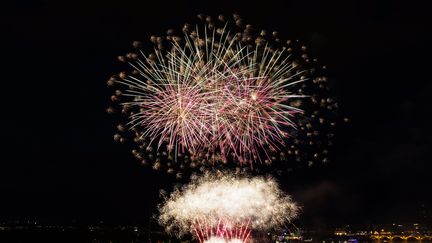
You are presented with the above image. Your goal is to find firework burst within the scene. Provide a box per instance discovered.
[158,172,299,242]
[108,13,342,175]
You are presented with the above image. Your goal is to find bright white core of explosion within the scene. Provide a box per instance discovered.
[158,172,300,237]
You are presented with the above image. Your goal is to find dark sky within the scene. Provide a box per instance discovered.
[1,0,431,227]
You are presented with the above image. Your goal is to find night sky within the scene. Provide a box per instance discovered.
[1,0,431,228]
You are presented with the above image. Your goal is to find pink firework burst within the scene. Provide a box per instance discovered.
[107,14,341,173]
[131,84,213,156]
[112,25,304,165]
[211,69,304,164]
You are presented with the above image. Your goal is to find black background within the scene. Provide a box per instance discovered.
[1,0,431,228]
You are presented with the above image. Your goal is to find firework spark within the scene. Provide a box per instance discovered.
[158,172,299,242]
[108,14,342,175]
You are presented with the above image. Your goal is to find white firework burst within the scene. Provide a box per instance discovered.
[158,172,300,242]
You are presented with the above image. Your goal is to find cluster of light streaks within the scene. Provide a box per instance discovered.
[107,15,346,178]
[111,18,304,165]
[205,237,244,243]
[107,14,343,175]
[158,172,299,242]
[192,218,252,243]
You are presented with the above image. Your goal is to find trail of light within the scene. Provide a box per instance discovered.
[193,218,251,243]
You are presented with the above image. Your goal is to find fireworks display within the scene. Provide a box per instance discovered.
[107,13,342,175]
[158,172,299,242]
